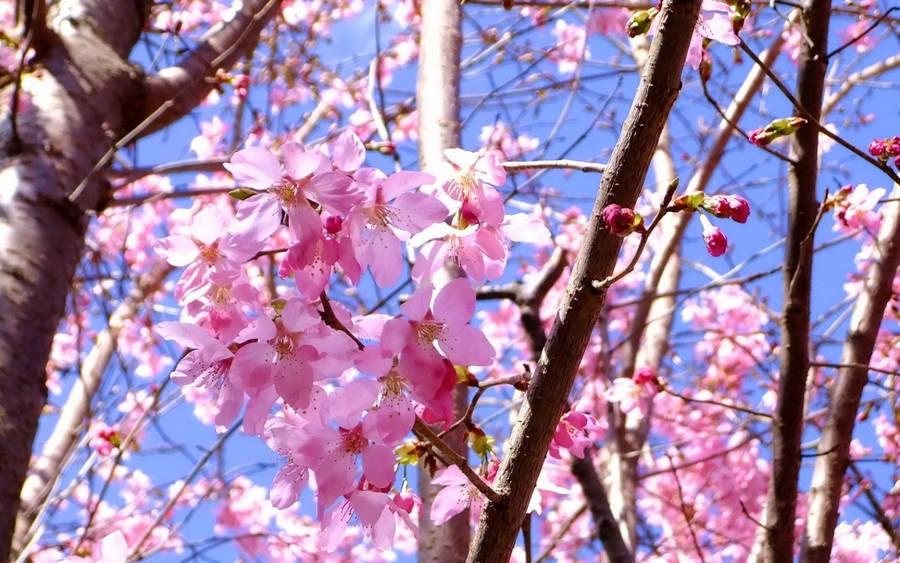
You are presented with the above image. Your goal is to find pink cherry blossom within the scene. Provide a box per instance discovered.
[346,168,446,286]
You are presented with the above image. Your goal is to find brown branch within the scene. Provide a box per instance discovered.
[762,0,831,556]
[802,185,900,562]
[848,462,900,552]
[466,0,702,558]
[571,450,635,562]
[502,159,606,174]
[68,0,280,206]
[129,418,242,559]
[822,52,900,116]
[738,39,900,187]
[667,454,707,563]
[412,419,501,504]
[140,0,280,136]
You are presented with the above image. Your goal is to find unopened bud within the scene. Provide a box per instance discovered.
[748,117,807,146]
[626,8,658,38]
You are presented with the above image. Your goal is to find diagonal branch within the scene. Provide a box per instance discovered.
[12,262,173,555]
[802,184,900,562]
[140,0,280,137]
[466,0,702,559]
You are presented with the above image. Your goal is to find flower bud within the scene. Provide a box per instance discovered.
[602,204,645,236]
[626,8,658,38]
[700,215,728,257]
[701,194,751,223]
[672,192,705,212]
[748,117,807,146]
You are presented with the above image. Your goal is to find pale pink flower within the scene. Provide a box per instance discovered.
[604,377,643,414]
[551,20,589,74]
[430,465,485,525]
[346,168,445,286]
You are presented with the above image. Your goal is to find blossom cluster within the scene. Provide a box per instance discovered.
[868,136,900,167]
[154,131,550,546]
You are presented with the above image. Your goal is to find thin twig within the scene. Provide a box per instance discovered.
[667,454,707,563]
[738,39,900,187]
[592,178,679,291]
[412,419,501,503]
[128,419,242,560]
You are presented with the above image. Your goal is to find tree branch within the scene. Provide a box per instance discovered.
[802,184,900,561]
[466,0,702,558]
[763,0,831,557]
[140,0,280,137]
[12,262,172,556]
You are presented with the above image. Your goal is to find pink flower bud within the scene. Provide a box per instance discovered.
[748,117,807,147]
[633,366,656,385]
[700,215,727,257]
[702,194,751,223]
[324,215,343,234]
[602,204,645,236]
[869,139,886,157]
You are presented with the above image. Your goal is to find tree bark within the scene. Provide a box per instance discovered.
[414,0,468,560]
[466,0,701,559]
[763,0,830,559]
[0,1,278,559]
[801,185,900,562]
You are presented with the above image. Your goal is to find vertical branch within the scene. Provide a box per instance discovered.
[764,0,831,558]
[802,185,900,562]
[466,0,702,559]
[414,0,466,560]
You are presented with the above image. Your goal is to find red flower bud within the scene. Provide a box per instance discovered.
[602,204,645,236]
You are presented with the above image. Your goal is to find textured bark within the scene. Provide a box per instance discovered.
[466,0,701,559]
[509,248,633,561]
[12,262,172,555]
[763,0,830,559]
[414,0,467,560]
[801,185,900,562]
[0,3,148,558]
[0,1,277,559]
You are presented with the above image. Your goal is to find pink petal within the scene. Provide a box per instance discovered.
[157,322,232,362]
[401,283,433,321]
[281,299,321,333]
[224,147,282,190]
[381,171,436,201]
[234,194,283,242]
[332,130,366,172]
[330,378,380,428]
[306,172,361,215]
[362,444,396,488]
[155,235,199,267]
[190,206,226,245]
[282,142,326,179]
[381,318,413,355]
[231,342,274,388]
[391,192,448,234]
[316,452,356,518]
[274,355,314,409]
[349,490,390,527]
[438,323,495,367]
[271,462,309,509]
[367,228,403,287]
[433,278,475,326]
